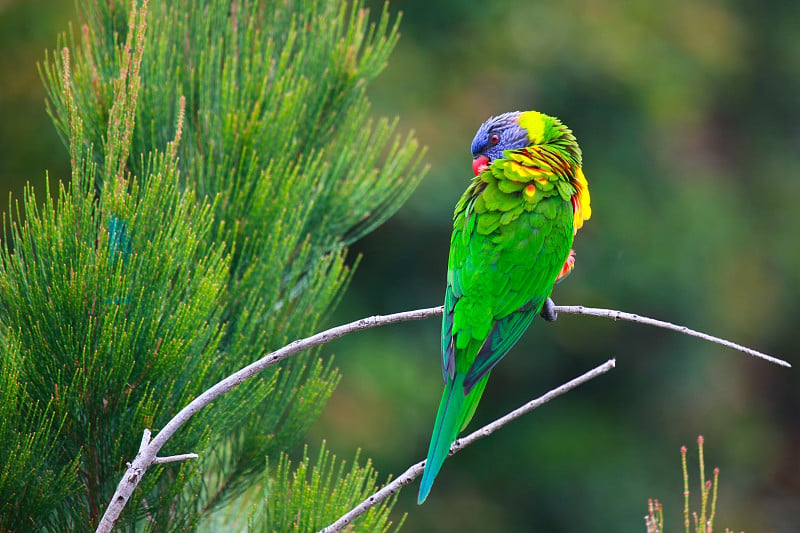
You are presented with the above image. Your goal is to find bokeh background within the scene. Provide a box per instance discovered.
[2,1,798,531]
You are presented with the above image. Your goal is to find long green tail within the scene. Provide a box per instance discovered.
[418,372,490,504]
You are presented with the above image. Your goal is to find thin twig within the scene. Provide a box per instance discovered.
[152,453,199,465]
[318,358,617,533]
[138,428,151,450]
[556,305,790,368]
[96,302,789,532]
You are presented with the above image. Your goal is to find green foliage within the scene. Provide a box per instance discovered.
[0,343,81,532]
[4,0,800,531]
[0,0,424,530]
[249,441,404,533]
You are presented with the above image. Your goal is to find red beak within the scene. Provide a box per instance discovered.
[472,155,489,176]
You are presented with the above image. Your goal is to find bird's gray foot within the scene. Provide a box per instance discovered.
[540,297,558,322]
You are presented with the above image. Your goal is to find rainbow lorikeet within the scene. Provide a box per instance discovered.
[417,110,592,504]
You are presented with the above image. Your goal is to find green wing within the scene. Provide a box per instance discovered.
[463,298,541,390]
[440,178,483,381]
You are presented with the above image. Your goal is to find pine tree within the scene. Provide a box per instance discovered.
[0,0,425,530]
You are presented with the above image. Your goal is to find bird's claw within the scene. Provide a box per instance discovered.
[540,297,558,322]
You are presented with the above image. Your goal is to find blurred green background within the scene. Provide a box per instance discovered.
[1,1,798,531]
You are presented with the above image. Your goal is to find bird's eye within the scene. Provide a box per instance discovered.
[489,133,500,145]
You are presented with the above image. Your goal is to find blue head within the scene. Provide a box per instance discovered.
[470,111,531,175]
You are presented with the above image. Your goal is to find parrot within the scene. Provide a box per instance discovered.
[417,110,592,504]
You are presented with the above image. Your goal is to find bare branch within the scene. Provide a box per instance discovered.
[96,301,789,532]
[95,307,440,532]
[318,358,617,533]
[555,305,790,368]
